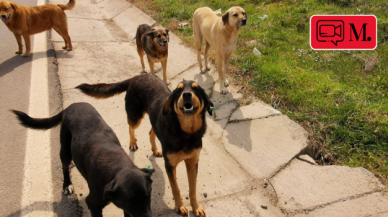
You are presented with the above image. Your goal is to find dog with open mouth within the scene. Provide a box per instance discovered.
[136,24,170,84]
[77,73,214,217]
[0,0,75,57]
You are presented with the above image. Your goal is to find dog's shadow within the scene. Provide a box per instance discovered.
[5,194,82,217]
[0,49,56,78]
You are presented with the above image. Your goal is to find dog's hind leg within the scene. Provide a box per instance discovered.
[21,34,31,57]
[149,128,162,157]
[185,150,205,217]
[60,126,73,195]
[127,114,144,151]
[194,33,205,74]
[13,33,23,54]
[53,26,72,51]
[203,40,211,72]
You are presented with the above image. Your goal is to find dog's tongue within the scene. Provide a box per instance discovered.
[2,18,9,24]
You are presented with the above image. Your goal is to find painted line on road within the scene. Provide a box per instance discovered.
[20,22,54,217]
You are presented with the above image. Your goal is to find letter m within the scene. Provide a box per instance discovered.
[349,23,367,41]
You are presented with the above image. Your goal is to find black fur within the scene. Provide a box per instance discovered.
[12,103,154,217]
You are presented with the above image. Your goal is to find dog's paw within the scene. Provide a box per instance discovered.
[62,46,67,50]
[15,50,22,54]
[193,206,206,217]
[63,185,74,195]
[67,47,73,51]
[22,53,30,57]
[220,85,229,94]
[129,143,138,151]
[200,68,207,74]
[153,150,163,157]
[165,80,171,85]
[175,205,188,216]
[224,79,230,87]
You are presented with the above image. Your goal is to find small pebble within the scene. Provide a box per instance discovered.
[204,193,208,198]
[261,205,268,210]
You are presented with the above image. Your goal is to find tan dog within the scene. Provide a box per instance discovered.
[193,6,247,94]
[136,24,170,84]
[0,0,75,57]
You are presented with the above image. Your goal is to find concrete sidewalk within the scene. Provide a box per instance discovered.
[50,0,388,216]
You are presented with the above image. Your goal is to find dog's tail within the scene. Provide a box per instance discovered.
[76,79,130,99]
[58,0,76,11]
[12,110,63,130]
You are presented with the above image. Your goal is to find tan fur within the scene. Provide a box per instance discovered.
[0,0,75,57]
[166,148,204,216]
[193,6,247,94]
[177,83,184,89]
[149,128,162,157]
[127,114,144,151]
[174,92,204,134]
[192,82,198,88]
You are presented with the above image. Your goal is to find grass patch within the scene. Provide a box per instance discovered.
[129,0,388,184]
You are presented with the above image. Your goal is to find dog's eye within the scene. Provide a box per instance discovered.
[242,12,246,15]
[157,34,161,38]
[233,14,238,17]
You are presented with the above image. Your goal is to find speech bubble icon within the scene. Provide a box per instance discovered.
[316,20,344,46]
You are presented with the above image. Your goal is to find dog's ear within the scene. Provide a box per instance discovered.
[198,86,214,116]
[163,97,171,115]
[146,29,155,38]
[165,28,169,34]
[222,11,229,25]
[10,2,17,10]
[140,168,155,176]
[103,179,116,201]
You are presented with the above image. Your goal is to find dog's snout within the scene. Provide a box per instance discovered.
[183,92,192,99]
[163,39,168,44]
[1,15,6,18]
[242,19,247,24]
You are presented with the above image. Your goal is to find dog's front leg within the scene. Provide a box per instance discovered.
[185,155,205,217]
[147,58,155,74]
[21,34,30,57]
[86,195,103,217]
[223,52,231,88]
[161,59,170,84]
[13,33,23,54]
[165,162,188,215]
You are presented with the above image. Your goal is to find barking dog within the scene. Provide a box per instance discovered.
[136,24,170,84]
[77,74,213,216]
[0,0,75,57]
[12,103,155,217]
[193,6,247,94]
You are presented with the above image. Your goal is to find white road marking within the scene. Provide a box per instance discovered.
[20,28,54,217]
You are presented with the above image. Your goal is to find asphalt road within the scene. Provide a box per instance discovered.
[0,0,80,216]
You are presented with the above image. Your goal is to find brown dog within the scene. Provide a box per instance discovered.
[136,24,170,84]
[0,0,75,57]
[193,6,247,94]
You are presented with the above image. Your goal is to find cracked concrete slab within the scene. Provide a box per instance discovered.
[270,159,386,212]
[214,101,238,121]
[211,82,243,107]
[50,0,102,20]
[223,115,308,179]
[295,192,388,217]
[230,101,281,122]
[98,0,132,19]
[112,6,156,38]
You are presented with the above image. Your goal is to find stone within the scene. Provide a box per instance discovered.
[230,101,281,122]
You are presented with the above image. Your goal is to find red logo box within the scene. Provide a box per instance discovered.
[310,15,377,50]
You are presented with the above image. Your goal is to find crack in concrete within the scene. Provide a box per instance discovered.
[227,113,283,123]
[287,190,387,215]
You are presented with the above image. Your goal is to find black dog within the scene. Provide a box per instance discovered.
[77,74,213,217]
[12,102,155,217]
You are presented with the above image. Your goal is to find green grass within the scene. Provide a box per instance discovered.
[134,0,388,183]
